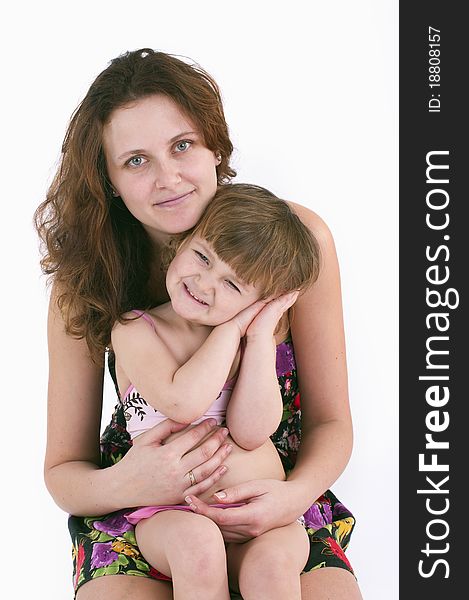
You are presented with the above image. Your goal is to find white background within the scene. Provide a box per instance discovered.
[1,1,398,597]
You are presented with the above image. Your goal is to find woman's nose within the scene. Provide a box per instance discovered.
[153,158,181,189]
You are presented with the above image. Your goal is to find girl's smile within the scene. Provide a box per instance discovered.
[183,282,210,306]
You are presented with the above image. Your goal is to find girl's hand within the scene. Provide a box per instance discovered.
[185,478,309,542]
[229,300,268,337]
[114,418,233,506]
[245,291,299,339]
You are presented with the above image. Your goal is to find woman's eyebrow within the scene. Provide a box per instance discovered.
[169,130,199,143]
[117,148,146,160]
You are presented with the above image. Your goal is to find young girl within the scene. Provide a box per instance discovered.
[111,183,320,599]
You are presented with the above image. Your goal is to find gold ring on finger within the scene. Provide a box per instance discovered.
[187,469,197,486]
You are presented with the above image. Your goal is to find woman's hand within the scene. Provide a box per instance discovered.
[185,478,309,542]
[114,418,233,507]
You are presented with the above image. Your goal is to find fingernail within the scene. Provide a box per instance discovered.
[224,443,233,453]
[214,491,227,500]
[221,428,229,437]
[219,466,227,475]
[184,496,197,511]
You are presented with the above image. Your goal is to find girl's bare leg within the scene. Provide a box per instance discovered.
[76,575,173,600]
[136,510,230,600]
[226,521,309,600]
[300,567,363,600]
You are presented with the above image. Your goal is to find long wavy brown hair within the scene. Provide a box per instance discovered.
[34,48,235,363]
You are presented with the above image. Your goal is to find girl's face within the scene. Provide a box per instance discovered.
[103,94,220,245]
[166,236,261,326]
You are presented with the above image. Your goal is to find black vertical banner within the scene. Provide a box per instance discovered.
[400,2,466,597]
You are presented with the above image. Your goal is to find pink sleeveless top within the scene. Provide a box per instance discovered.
[120,310,235,440]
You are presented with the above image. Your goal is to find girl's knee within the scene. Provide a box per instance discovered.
[237,536,307,587]
[181,514,224,549]
[174,515,226,573]
[236,549,301,600]
[244,546,295,577]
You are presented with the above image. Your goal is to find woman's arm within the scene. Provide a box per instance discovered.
[111,302,264,424]
[286,202,353,503]
[44,286,233,516]
[186,206,353,533]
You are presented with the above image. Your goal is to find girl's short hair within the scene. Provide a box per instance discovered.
[35,49,235,362]
[171,183,321,300]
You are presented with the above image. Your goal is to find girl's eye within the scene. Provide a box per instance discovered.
[174,140,192,153]
[226,280,241,293]
[127,156,146,168]
[194,250,209,264]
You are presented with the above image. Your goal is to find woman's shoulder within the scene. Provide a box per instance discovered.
[286,200,333,242]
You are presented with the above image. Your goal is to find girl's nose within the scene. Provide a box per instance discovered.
[195,271,215,296]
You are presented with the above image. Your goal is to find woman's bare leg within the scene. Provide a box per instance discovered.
[227,522,309,600]
[136,510,230,600]
[300,567,363,600]
[76,574,173,600]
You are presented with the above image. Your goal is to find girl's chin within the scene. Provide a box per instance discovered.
[172,305,228,328]
[171,300,209,322]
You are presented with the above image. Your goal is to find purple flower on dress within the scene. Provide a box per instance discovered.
[276,342,296,377]
[93,512,133,536]
[90,542,118,568]
[332,501,349,517]
[287,433,300,453]
[303,501,333,530]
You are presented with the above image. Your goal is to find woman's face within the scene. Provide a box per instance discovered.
[103,94,220,245]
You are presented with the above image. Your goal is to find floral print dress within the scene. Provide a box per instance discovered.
[69,338,356,595]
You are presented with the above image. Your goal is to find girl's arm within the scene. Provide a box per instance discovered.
[226,294,298,450]
[225,335,280,450]
[111,302,264,424]
[44,285,233,516]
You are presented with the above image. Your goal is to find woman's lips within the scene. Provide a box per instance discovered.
[154,190,194,207]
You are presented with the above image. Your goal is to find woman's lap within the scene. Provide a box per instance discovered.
[73,566,360,600]
[69,490,355,597]
[75,573,172,600]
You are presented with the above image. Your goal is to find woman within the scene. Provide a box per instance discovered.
[36,48,362,599]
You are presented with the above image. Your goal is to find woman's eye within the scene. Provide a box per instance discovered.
[127,156,146,167]
[194,250,209,264]
[226,280,241,293]
[175,140,192,153]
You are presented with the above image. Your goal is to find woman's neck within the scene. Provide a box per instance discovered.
[147,244,170,306]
